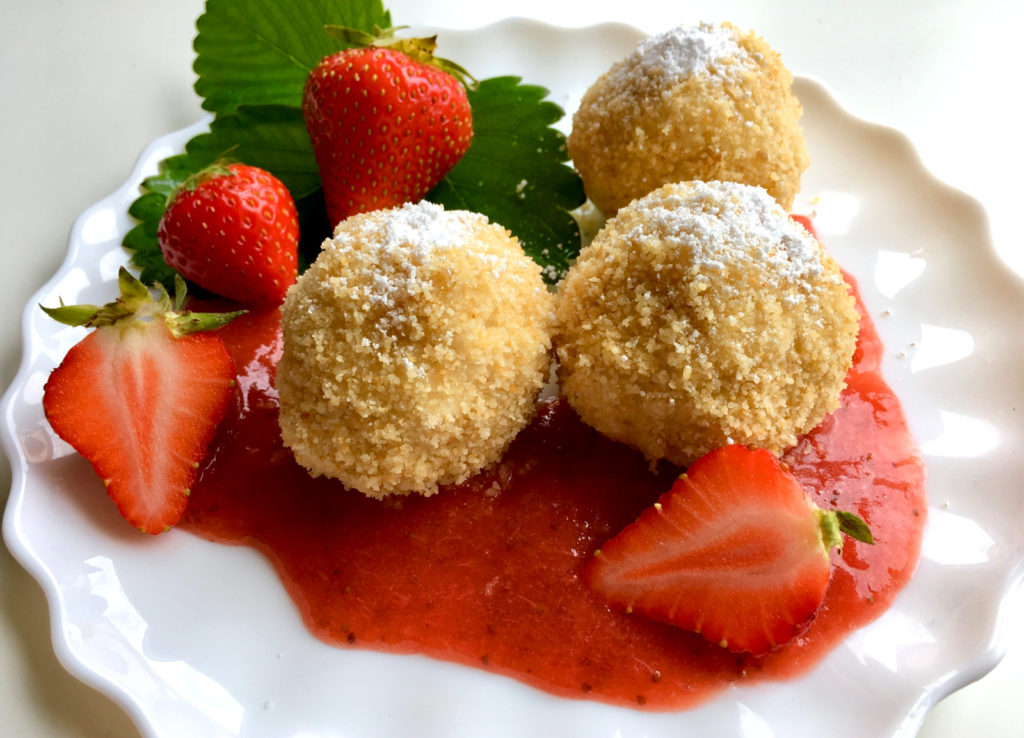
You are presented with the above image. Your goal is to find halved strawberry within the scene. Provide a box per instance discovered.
[42,268,243,534]
[584,444,872,656]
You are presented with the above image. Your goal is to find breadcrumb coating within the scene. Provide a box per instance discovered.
[277,201,554,498]
[554,181,859,466]
[568,22,808,215]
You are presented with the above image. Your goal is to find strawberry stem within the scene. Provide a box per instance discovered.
[170,158,236,203]
[323,24,390,47]
[41,267,244,337]
[816,507,874,553]
[323,24,477,89]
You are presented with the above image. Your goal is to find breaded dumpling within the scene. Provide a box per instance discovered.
[277,201,554,498]
[554,181,858,466]
[568,22,808,215]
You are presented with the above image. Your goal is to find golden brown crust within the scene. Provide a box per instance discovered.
[568,22,808,215]
[277,202,554,498]
[554,181,858,466]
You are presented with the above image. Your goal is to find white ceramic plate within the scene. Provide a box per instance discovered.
[4,18,1024,738]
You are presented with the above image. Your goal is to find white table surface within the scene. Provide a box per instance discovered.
[1,1,1021,736]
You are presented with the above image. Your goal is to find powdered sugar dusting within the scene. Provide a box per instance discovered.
[607,23,752,96]
[630,181,832,301]
[322,202,514,328]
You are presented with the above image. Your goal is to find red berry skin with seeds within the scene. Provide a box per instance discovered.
[158,163,298,304]
[302,46,473,227]
[42,320,236,534]
[584,444,833,657]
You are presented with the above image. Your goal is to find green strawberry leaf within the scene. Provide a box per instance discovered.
[137,152,202,198]
[124,3,585,290]
[194,0,391,116]
[426,77,585,284]
[123,218,180,290]
[186,105,320,199]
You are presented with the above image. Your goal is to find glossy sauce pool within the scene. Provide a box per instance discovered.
[184,275,926,711]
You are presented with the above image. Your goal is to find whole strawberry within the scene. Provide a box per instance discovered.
[42,269,242,534]
[302,26,474,227]
[158,162,299,304]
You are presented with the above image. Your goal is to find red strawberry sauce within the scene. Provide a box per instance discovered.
[184,272,926,711]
